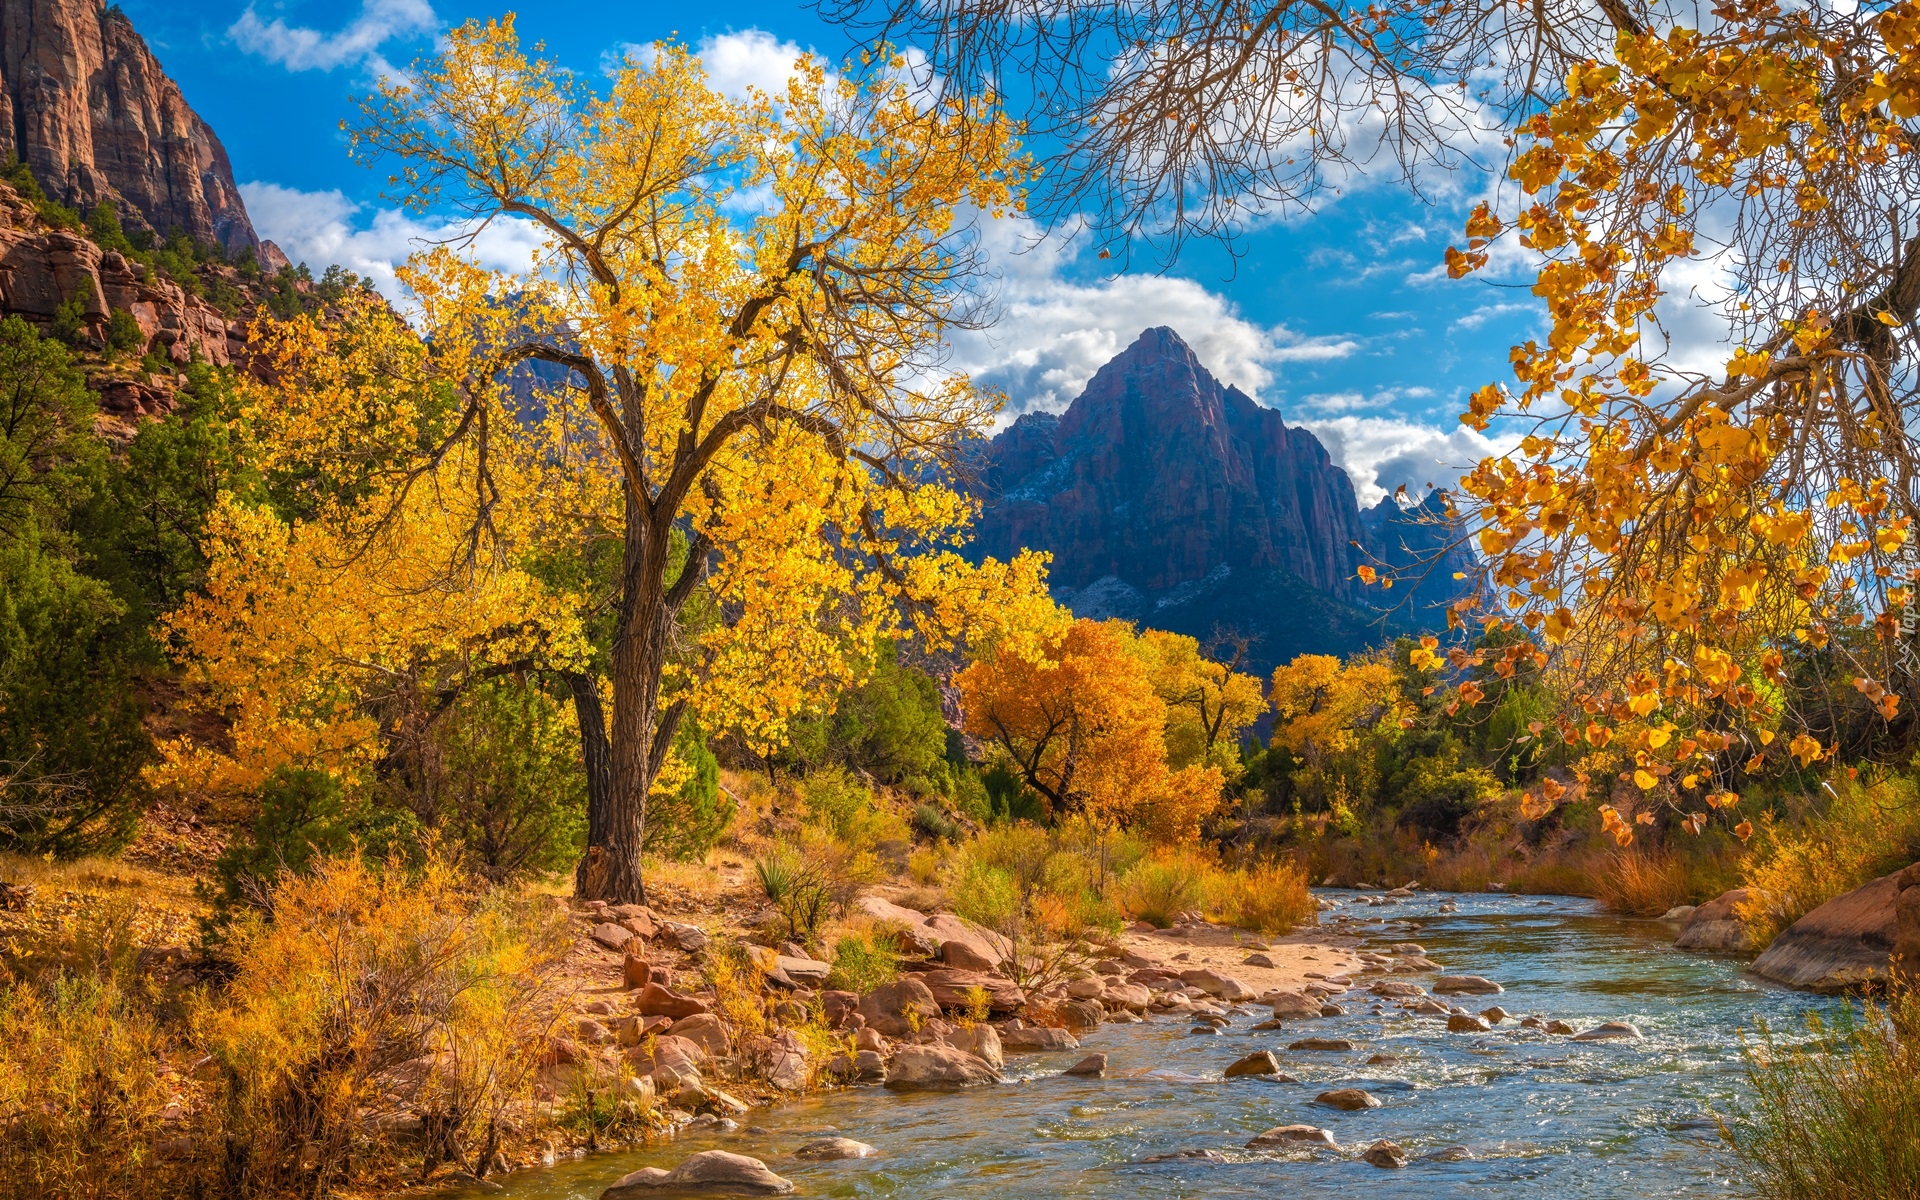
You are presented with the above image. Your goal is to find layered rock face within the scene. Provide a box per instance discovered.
[974,327,1472,666]
[0,0,257,254]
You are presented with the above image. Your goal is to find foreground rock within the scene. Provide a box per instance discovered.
[1247,1124,1339,1150]
[1572,1021,1645,1042]
[602,1151,794,1196]
[794,1138,877,1161]
[1001,1024,1080,1052]
[885,1045,1000,1088]
[1751,868,1914,991]
[1363,1139,1409,1168]
[1223,1050,1285,1078]
[1675,888,1754,952]
[1316,1088,1380,1111]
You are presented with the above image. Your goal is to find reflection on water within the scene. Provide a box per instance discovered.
[444,892,1846,1199]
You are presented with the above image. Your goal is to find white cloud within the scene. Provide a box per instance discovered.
[1448,301,1534,333]
[240,181,543,306]
[1296,413,1517,506]
[603,30,821,101]
[229,0,436,73]
[949,216,1359,416]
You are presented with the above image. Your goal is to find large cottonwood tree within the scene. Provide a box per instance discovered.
[163,18,1054,904]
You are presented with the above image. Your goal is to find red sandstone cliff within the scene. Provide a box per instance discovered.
[0,0,256,255]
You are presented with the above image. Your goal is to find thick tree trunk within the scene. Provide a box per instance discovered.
[564,670,615,897]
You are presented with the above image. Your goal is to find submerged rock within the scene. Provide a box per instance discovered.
[1571,1021,1645,1042]
[1288,1037,1354,1051]
[794,1137,877,1160]
[1142,1148,1228,1162]
[601,1151,794,1196]
[1433,975,1503,995]
[1446,1014,1492,1033]
[1246,1124,1339,1150]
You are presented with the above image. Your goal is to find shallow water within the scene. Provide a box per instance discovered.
[452,890,1844,1199]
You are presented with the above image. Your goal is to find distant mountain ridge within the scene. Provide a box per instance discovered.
[973,327,1474,671]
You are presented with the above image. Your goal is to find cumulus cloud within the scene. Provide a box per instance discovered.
[240,181,544,304]
[1296,414,1517,506]
[229,0,435,75]
[948,216,1361,416]
[603,30,821,100]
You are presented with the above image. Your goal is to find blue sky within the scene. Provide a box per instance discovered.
[120,0,1551,504]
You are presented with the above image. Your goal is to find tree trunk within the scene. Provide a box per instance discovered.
[564,670,615,897]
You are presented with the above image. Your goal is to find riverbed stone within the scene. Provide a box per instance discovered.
[1662,905,1697,922]
[601,1150,794,1196]
[1247,1124,1339,1149]
[1481,1006,1510,1023]
[794,1137,877,1160]
[1266,990,1321,1019]
[1223,1050,1284,1078]
[1571,1021,1645,1042]
[1433,975,1504,995]
[1546,1019,1576,1035]
[1316,1088,1381,1111]
[1288,1037,1354,1051]
[1676,888,1756,952]
[885,1044,1001,1088]
[1141,1148,1228,1162]
[1103,982,1153,1012]
[1447,1014,1492,1033]
[941,1024,1004,1069]
[1180,969,1257,1001]
[1363,1139,1409,1168]
[1000,1023,1079,1052]
[1369,980,1425,997]
[1057,998,1106,1030]
[1426,1145,1475,1162]
[1065,1053,1107,1077]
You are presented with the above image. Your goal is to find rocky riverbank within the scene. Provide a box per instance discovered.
[532,887,1661,1196]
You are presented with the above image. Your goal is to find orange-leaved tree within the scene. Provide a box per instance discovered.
[957,617,1223,839]
[161,18,1056,903]
[1437,1,1920,840]
[1268,652,1404,818]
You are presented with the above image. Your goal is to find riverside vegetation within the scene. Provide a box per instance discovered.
[3,6,1920,1199]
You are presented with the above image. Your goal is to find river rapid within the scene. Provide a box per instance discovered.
[452,889,1843,1199]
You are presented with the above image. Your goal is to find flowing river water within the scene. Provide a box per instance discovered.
[450,890,1844,1199]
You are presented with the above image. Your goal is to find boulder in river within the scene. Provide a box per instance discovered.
[1368,980,1425,998]
[1363,1139,1409,1168]
[1223,1050,1284,1078]
[1064,1053,1108,1077]
[1447,1014,1492,1033]
[885,1044,1001,1088]
[1179,969,1257,1001]
[794,1137,877,1160]
[1000,1023,1080,1052]
[1316,1088,1381,1111]
[1675,889,1755,952]
[1545,1019,1576,1035]
[1750,867,1918,991]
[1288,1037,1354,1051]
[1571,1021,1645,1042]
[941,1023,1003,1069]
[601,1150,794,1196]
[1247,1124,1339,1149]
[1267,990,1322,1018]
[1433,975,1504,995]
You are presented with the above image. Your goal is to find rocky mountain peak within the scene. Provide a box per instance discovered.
[0,0,258,254]
[974,327,1473,669]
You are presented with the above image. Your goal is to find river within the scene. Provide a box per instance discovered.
[451,889,1842,1199]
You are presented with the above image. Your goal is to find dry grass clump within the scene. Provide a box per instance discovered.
[1738,773,1920,947]
[1107,847,1313,933]
[1723,984,1920,1199]
[1590,850,1696,915]
[0,852,570,1200]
